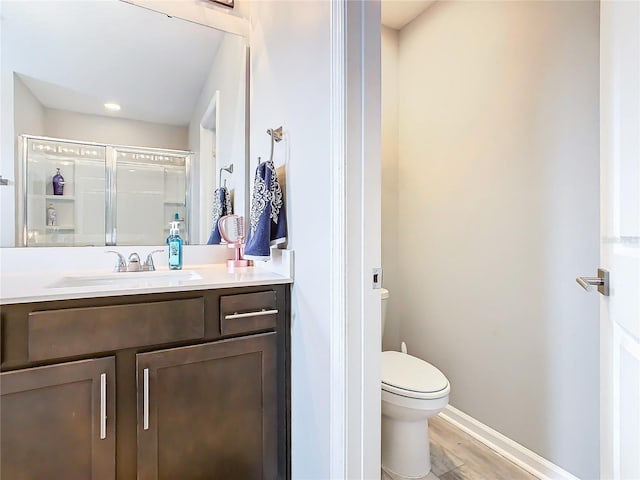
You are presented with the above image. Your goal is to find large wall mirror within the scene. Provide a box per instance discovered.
[0,0,248,247]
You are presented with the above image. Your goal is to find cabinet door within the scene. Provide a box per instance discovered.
[137,333,277,480]
[0,357,116,480]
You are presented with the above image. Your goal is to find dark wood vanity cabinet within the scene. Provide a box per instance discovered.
[0,284,290,480]
[0,357,116,480]
[137,334,278,480]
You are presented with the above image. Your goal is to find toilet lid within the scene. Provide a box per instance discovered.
[381,351,449,397]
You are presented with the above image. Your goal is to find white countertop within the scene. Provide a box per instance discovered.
[0,264,292,305]
[0,246,294,305]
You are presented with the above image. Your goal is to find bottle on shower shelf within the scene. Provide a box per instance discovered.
[52,168,64,195]
[46,204,56,226]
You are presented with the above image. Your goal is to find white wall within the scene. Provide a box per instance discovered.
[389,2,600,478]
[249,2,332,478]
[381,26,400,352]
[188,32,246,242]
[44,109,188,150]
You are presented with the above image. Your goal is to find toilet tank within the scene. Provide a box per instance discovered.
[380,288,389,333]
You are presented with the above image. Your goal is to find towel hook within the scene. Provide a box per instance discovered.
[266,126,283,163]
[218,164,233,188]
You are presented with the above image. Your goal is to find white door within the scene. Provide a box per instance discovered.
[599,2,640,479]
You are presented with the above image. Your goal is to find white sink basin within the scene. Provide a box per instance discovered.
[47,270,203,289]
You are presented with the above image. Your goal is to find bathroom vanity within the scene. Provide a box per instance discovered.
[0,275,291,479]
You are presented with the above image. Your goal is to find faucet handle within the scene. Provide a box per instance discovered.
[106,250,127,272]
[127,252,141,272]
[143,249,164,272]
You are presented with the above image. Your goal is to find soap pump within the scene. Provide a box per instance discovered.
[166,220,183,270]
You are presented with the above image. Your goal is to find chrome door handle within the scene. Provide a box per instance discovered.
[143,368,149,430]
[576,268,609,296]
[100,373,107,440]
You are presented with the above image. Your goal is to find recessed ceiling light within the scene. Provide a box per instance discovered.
[104,102,121,112]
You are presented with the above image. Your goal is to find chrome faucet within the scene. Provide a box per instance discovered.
[106,251,127,272]
[142,250,163,271]
[106,249,164,272]
[127,253,141,272]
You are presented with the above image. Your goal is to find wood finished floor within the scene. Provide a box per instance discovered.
[382,414,539,480]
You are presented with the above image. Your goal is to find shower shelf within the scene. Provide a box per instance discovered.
[45,195,75,201]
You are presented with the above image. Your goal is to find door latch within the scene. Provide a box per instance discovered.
[372,268,383,289]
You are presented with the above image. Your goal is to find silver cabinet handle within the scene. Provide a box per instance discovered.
[224,309,279,320]
[576,268,609,296]
[143,368,149,430]
[100,373,107,440]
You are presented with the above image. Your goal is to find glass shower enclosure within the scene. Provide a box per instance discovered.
[19,135,191,247]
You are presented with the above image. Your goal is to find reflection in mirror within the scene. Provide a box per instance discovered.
[0,0,247,247]
[21,136,190,246]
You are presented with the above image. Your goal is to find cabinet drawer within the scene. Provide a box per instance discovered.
[28,298,204,362]
[219,291,278,335]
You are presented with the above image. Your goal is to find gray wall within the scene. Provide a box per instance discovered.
[382,2,600,478]
[44,109,188,150]
[2,75,46,246]
[382,25,401,352]
[13,75,45,139]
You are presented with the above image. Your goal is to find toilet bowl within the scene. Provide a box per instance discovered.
[380,289,450,479]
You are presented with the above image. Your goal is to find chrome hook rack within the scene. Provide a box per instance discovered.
[218,164,233,187]
[264,126,283,163]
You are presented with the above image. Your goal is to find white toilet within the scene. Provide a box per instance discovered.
[380,288,450,479]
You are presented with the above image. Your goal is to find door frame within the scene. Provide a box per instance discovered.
[330,1,382,478]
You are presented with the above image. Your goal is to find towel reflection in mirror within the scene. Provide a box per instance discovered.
[207,186,232,244]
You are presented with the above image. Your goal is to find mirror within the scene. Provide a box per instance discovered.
[0,0,248,247]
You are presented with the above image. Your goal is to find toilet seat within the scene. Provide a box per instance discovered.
[381,351,450,400]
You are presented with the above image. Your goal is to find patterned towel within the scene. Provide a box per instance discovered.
[244,160,287,260]
[207,186,232,244]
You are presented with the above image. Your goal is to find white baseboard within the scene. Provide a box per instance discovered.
[439,405,580,480]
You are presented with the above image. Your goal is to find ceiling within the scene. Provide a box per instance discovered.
[381,0,437,30]
[1,1,228,126]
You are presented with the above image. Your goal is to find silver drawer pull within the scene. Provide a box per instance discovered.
[224,309,279,320]
[100,373,107,440]
[143,368,149,430]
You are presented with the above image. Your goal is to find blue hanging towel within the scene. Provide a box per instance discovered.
[207,186,232,244]
[244,160,287,260]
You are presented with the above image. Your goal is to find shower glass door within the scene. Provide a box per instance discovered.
[21,136,190,247]
[114,148,188,246]
[23,137,106,246]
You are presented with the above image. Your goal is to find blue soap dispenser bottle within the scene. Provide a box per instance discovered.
[167,220,183,270]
